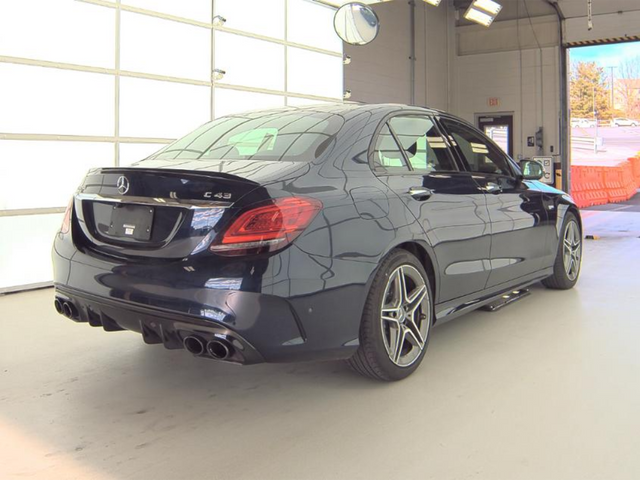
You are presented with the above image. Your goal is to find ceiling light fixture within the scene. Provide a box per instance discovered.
[472,0,502,15]
[315,1,390,7]
[464,0,502,27]
[423,0,442,6]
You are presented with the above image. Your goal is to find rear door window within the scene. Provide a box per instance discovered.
[388,116,456,173]
[372,124,410,172]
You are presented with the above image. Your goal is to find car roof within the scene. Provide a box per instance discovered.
[224,102,446,121]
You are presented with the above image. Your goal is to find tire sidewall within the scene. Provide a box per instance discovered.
[363,250,433,381]
[555,212,582,288]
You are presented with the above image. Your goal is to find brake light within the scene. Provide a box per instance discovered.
[60,198,73,234]
[210,197,322,256]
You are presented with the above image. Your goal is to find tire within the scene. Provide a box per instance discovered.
[542,212,582,290]
[348,249,433,381]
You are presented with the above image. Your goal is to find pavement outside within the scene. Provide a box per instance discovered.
[571,126,640,166]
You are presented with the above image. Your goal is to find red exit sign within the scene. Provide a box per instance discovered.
[487,97,500,107]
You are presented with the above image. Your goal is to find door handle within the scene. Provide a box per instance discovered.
[408,187,434,200]
[480,182,502,194]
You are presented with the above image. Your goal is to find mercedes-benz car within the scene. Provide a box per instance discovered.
[52,104,582,381]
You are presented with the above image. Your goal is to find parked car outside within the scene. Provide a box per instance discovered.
[571,118,597,128]
[52,104,582,381]
[611,118,639,127]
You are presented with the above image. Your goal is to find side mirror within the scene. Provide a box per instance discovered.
[520,160,544,181]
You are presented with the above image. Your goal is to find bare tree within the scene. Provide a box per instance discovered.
[616,56,640,119]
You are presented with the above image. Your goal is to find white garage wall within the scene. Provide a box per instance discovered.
[0,0,342,292]
[343,0,453,109]
[452,16,561,160]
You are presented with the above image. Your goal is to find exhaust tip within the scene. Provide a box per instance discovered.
[54,298,63,314]
[207,339,232,360]
[183,336,205,356]
[62,301,77,319]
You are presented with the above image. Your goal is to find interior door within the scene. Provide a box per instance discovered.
[478,115,514,158]
[439,117,549,288]
[371,115,492,303]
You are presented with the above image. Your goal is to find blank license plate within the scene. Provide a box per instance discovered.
[106,204,154,241]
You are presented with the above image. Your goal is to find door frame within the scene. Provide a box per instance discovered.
[476,113,515,158]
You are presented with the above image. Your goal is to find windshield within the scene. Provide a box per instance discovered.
[148,111,344,163]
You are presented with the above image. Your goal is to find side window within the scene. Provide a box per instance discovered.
[440,120,513,176]
[388,116,456,172]
[373,124,409,172]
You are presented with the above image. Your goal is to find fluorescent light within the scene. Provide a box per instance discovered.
[316,0,389,6]
[464,7,494,27]
[472,0,502,15]
[423,0,442,6]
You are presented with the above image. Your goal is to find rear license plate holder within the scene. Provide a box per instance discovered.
[106,204,154,241]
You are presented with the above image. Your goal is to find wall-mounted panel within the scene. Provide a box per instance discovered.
[119,143,165,166]
[122,0,211,22]
[0,0,114,68]
[0,213,64,291]
[0,63,114,136]
[215,32,285,91]
[120,11,210,80]
[119,77,210,138]
[287,47,342,98]
[214,0,285,39]
[0,141,113,210]
[287,0,342,53]
[214,89,285,117]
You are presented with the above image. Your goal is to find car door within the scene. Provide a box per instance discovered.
[371,114,492,303]
[438,117,549,288]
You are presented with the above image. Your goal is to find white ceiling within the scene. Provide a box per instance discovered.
[556,0,640,19]
[452,0,640,24]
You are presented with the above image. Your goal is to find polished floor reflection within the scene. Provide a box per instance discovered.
[2,236,640,479]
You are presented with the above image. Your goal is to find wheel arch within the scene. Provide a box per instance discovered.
[393,241,438,303]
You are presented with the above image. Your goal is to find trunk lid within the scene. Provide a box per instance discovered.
[72,163,299,260]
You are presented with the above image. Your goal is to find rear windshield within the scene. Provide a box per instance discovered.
[148,111,344,163]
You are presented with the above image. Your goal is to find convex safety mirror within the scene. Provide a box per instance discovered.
[333,2,380,46]
[520,160,545,181]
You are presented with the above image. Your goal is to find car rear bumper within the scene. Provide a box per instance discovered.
[54,286,267,364]
[52,238,363,364]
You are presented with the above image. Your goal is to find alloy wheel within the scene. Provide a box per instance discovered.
[563,220,582,281]
[380,265,430,367]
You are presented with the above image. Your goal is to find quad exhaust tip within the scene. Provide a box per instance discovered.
[183,335,233,360]
[183,336,206,356]
[55,298,77,319]
[207,339,232,360]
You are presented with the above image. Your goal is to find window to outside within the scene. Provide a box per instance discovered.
[148,112,344,163]
[388,116,455,172]
[373,125,408,171]
[440,120,512,176]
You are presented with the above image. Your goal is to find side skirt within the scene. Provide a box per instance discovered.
[433,268,553,325]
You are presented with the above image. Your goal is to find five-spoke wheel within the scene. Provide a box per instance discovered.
[380,265,430,367]
[349,249,433,381]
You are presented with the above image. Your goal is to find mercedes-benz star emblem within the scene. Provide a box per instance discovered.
[116,176,130,195]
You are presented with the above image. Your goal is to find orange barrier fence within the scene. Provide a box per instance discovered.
[571,156,640,208]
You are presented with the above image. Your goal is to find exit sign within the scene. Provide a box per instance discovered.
[487,97,500,107]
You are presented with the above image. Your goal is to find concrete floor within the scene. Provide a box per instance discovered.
[2,236,640,480]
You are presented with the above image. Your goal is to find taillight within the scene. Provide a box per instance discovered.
[210,197,322,256]
[60,198,73,234]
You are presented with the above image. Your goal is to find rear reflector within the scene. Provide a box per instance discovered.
[210,197,322,256]
[60,198,73,234]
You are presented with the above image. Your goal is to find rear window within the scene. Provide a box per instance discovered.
[148,111,344,163]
